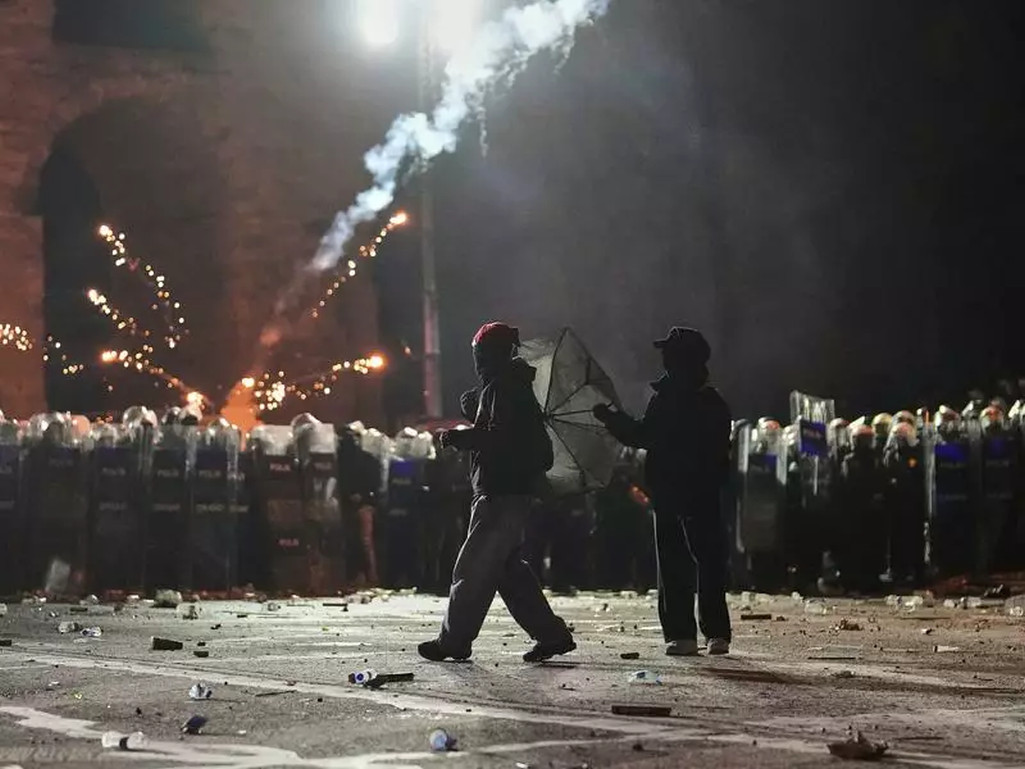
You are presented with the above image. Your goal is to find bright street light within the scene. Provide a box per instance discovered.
[356,0,400,48]
[431,0,482,55]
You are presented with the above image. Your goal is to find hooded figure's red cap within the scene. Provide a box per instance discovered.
[473,322,520,349]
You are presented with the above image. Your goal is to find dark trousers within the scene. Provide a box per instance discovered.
[439,495,570,650]
[653,498,732,642]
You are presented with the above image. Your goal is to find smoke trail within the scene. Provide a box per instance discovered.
[310,0,612,272]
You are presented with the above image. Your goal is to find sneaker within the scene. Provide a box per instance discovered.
[523,636,576,663]
[666,639,699,656]
[707,638,730,655]
[417,640,471,662]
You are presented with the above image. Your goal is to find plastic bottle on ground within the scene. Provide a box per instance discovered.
[628,670,662,684]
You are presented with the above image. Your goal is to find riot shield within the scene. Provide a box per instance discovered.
[250,425,307,592]
[882,423,926,587]
[0,420,25,595]
[382,456,426,589]
[190,421,240,592]
[924,423,973,577]
[735,420,788,590]
[977,423,1019,574]
[145,424,193,593]
[788,393,837,591]
[89,424,144,592]
[296,422,344,594]
[25,414,90,597]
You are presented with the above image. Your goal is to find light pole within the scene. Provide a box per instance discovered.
[357,0,481,420]
[417,9,443,420]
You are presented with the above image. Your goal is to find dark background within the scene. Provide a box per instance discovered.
[375,0,1025,422]
[52,0,1025,423]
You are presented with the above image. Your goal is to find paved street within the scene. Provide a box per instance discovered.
[1,591,1024,768]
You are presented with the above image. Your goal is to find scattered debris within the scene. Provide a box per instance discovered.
[0,603,6,617]
[265,602,281,612]
[632,741,645,751]
[69,606,89,614]
[210,624,222,630]
[920,628,934,635]
[827,730,888,761]
[189,683,213,701]
[804,600,828,615]
[0,639,12,648]
[254,690,289,698]
[80,594,100,606]
[235,613,249,619]
[364,672,414,689]
[741,613,773,621]
[194,650,210,658]
[933,645,960,653]
[831,670,856,679]
[176,603,200,620]
[44,558,71,595]
[1006,596,1025,617]
[611,704,672,717]
[322,602,349,608]
[620,652,640,660]
[774,615,788,622]
[153,590,183,608]
[833,619,862,631]
[181,715,207,735]
[628,670,662,684]
[151,637,184,651]
[983,584,1010,599]
[101,731,146,751]
[429,728,457,751]
[81,627,102,638]
[348,669,377,685]
[57,621,82,634]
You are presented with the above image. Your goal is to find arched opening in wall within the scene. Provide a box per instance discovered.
[43,97,228,416]
[39,147,112,414]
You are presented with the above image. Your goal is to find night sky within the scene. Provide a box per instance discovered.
[373,0,1025,422]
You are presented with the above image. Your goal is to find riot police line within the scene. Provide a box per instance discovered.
[729,392,1025,595]
[0,405,655,598]
[3,392,1022,600]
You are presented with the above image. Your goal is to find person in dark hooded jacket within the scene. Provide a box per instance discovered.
[594,326,733,656]
[418,322,576,663]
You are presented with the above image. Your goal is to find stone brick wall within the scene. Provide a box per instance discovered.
[0,0,389,426]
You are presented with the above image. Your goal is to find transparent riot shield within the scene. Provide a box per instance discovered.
[977,410,1019,574]
[881,420,926,587]
[295,420,343,594]
[250,425,306,592]
[190,420,241,592]
[0,417,25,595]
[145,423,194,593]
[1011,403,1025,569]
[89,423,144,593]
[788,392,836,590]
[923,416,973,577]
[841,418,888,593]
[25,414,91,597]
[233,448,255,586]
[382,428,429,588]
[735,419,788,590]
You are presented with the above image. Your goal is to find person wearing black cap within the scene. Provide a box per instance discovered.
[594,326,733,655]
[418,322,576,663]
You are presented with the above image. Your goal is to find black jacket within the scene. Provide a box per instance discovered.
[603,375,731,506]
[448,358,552,497]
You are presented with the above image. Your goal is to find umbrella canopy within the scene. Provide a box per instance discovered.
[520,328,623,494]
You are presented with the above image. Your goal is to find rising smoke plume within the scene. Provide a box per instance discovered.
[310,0,612,271]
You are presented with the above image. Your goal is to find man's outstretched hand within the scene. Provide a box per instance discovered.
[438,429,470,451]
